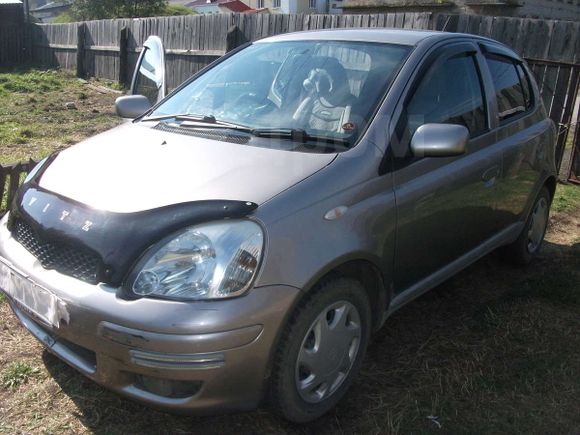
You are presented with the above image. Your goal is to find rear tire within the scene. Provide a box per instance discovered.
[269,278,371,423]
[502,187,551,265]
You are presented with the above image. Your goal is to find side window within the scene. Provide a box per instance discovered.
[133,48,161,105]
[405,53,487,137]
[484,55,527,122]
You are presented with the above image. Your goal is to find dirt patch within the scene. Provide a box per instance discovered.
[546,210,580,246]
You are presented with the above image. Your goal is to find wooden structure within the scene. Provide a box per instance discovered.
[24,13,580,180]
[0,160,38,215]
[0,0,26,66]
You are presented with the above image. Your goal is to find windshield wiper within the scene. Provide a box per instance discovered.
[251,128,351,147]
[141,113,206,122]
[142,113,252,131]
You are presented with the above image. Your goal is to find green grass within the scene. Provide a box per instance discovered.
[0,68,121,166]
[1,362,40,390]
[552,183,580,213]
[0,70,65,95]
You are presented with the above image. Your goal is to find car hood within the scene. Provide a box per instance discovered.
[39,123,336,213]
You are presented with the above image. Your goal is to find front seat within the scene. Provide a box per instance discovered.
[292,57,355,134]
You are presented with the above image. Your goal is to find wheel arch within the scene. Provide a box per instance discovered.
[261,255,390,395]
[300,255,390,333]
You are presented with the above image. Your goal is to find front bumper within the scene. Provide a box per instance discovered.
[0,216,300,414]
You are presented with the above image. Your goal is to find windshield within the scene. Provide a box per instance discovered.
[147,40,411,149]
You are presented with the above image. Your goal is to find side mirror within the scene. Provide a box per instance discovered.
[410,123,468,158]
[115,95,152,119]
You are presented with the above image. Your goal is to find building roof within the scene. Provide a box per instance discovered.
[218,0,254,12]
[0,0,22,4]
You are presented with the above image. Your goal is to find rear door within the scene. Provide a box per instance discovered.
[479,45,549,228]
[390,41,502,293]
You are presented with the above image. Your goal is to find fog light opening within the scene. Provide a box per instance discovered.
[134,374,202,399]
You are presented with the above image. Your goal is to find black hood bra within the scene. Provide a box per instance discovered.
[8,179,257,286]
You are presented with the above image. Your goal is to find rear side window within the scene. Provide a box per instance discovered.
[406,53,487,137]
[485,55,528,122]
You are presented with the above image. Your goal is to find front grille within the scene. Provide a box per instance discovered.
[153,122,251,145]
[13,219,101,284]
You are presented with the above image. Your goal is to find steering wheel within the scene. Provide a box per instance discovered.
[229,93,276,121]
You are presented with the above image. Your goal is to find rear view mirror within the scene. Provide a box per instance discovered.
[410,123,468,158]
[115,95,152,119]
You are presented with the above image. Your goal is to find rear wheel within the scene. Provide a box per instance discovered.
[270,278,371,423]
[503,187,551,265]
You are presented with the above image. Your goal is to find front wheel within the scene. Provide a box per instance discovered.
[269,278,371,423]
[502,186,551,265]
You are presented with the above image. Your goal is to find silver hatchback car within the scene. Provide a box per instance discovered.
[0,29,556,422]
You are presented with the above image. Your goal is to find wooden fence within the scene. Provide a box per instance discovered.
[24,12,580,181]
[0,12,577,189]
[28,13,433,90]
[0,160,38,216]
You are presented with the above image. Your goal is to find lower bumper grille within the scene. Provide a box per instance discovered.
[12,219,101,284]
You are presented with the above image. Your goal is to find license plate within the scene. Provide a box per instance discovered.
[0,258,68,328]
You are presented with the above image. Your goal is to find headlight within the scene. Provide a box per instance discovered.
[130,220,264,301]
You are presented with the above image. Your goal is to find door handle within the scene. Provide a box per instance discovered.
[481,165,500,187]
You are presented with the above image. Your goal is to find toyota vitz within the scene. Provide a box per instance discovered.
[0,29,556,422]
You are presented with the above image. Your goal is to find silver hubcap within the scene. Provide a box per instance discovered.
[295,301,361,403]
[527,197,548,253]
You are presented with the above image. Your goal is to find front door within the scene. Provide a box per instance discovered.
[391,43,501,293]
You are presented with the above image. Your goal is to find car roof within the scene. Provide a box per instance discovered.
[257,28,494,47]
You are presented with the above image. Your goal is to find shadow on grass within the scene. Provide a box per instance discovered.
[42,240,580,434]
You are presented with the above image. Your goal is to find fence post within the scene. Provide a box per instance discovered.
[76,23,86,78]
[119,26,129,88]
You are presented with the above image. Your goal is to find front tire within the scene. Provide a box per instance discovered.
[270,278,371,423]
[503,186,551,265]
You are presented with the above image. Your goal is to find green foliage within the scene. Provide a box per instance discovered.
[69,0,169,20]
[53,11,77,23]
[159,4,196,15]
[1,362,40,389]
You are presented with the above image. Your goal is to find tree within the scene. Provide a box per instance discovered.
[158,4,196,15]
[69,0,169,20]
